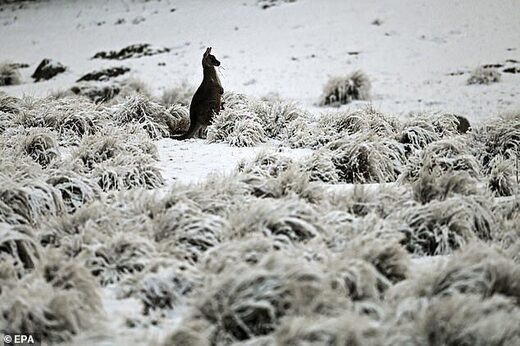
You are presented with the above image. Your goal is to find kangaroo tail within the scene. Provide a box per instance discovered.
[171,122,199,140]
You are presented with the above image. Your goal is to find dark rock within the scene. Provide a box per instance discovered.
[503,67,520,74]
[482,63,503,68]
[77,66,130,82]
[92,43,170,60]
[31,59,66,82]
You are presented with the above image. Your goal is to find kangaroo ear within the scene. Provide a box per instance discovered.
[204,47,211,56]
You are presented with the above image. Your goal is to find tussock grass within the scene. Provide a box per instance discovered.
[330,257,389,300]
[19,128,60,167]
[285,107,400,149]
[1,92,519,344]
[237,150,295,178]
[432,113,470,136]
[85,233,156,286]
[283,115,324,148]
[160,82,195,107]
[239,165,324,203]
[346,237,410,284]
[474,111,520,172]
[208,93,308,147]
[251,99,307,139]
[166,104,190,135]
[301,149,340,183]
[467,66,501,85]
[169,174,253,216]
[389,244,520,303]
[200,235,275,274]
[385,294,520,346]
[488,156,518,196]
[275,313,381,346]
[112,95,178,139]
[320,70,371,106]
[188,254,348,344]
[399,117,441,151]
[0,174,64,225]
[118,77,151,99]
[412,171,480,204]
[15,96,105,145]
[0,223,41,272]
[153,205,227,263]
[160,319,212,346]
[227,198,325,243]
[208,106,267,147]
[0,62,22,86]
[0,268,102,343]
[46,169,101,213]
[324,185,410,220]
[93,156,164,191]
[327,132,406,183]
[221,91,250,110]
[119,260,202,314]
[393,196,495,256]
[0,92,21,114]
[401,137,481,182]
[69,126,158,172]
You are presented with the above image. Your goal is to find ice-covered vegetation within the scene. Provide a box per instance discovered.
[467,66,502,85]
[0,62,22,86]
[0,89,518,345]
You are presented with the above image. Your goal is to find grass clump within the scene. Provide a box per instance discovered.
[160,82,195,107]
[488,156,518,197]
[85,233,156,286]
[112,95,179,139]
[0,175,64,226]
[474,111,520,172]
[0,92,21,114]
[319,70,371,106]
[0,223,41,272]
[0,259,102,344]
[401,138,481,182]
[0,62,22,86]
[412,171,480,204]
[227,198,324,243]
[467,66,501,85]
[393,196,495,256]
[46,169,101,213]
[208,107,267,147]
[326,132,406,183]
[19,128,60,168]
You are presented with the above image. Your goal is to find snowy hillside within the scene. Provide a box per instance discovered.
[0,0,519,345]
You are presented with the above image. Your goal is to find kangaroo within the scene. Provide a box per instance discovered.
[173,47,224,140]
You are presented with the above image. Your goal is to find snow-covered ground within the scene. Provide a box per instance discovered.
[1,1,519,345]
[2,0,519,120]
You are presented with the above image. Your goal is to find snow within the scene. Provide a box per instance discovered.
[2,0,519,122]
[1,0,519,343]
[156,138,311,184]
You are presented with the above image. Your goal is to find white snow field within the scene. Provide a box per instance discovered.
[1,0,519,345]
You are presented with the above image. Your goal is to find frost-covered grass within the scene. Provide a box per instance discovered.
[0,62,22,86]
[0,91,518,345]
[319,70,371,106]
[467,66,501,85]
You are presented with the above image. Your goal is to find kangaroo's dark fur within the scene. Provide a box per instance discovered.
[173,47,224,140]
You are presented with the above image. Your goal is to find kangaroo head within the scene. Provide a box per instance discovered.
[202,47,220,68]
